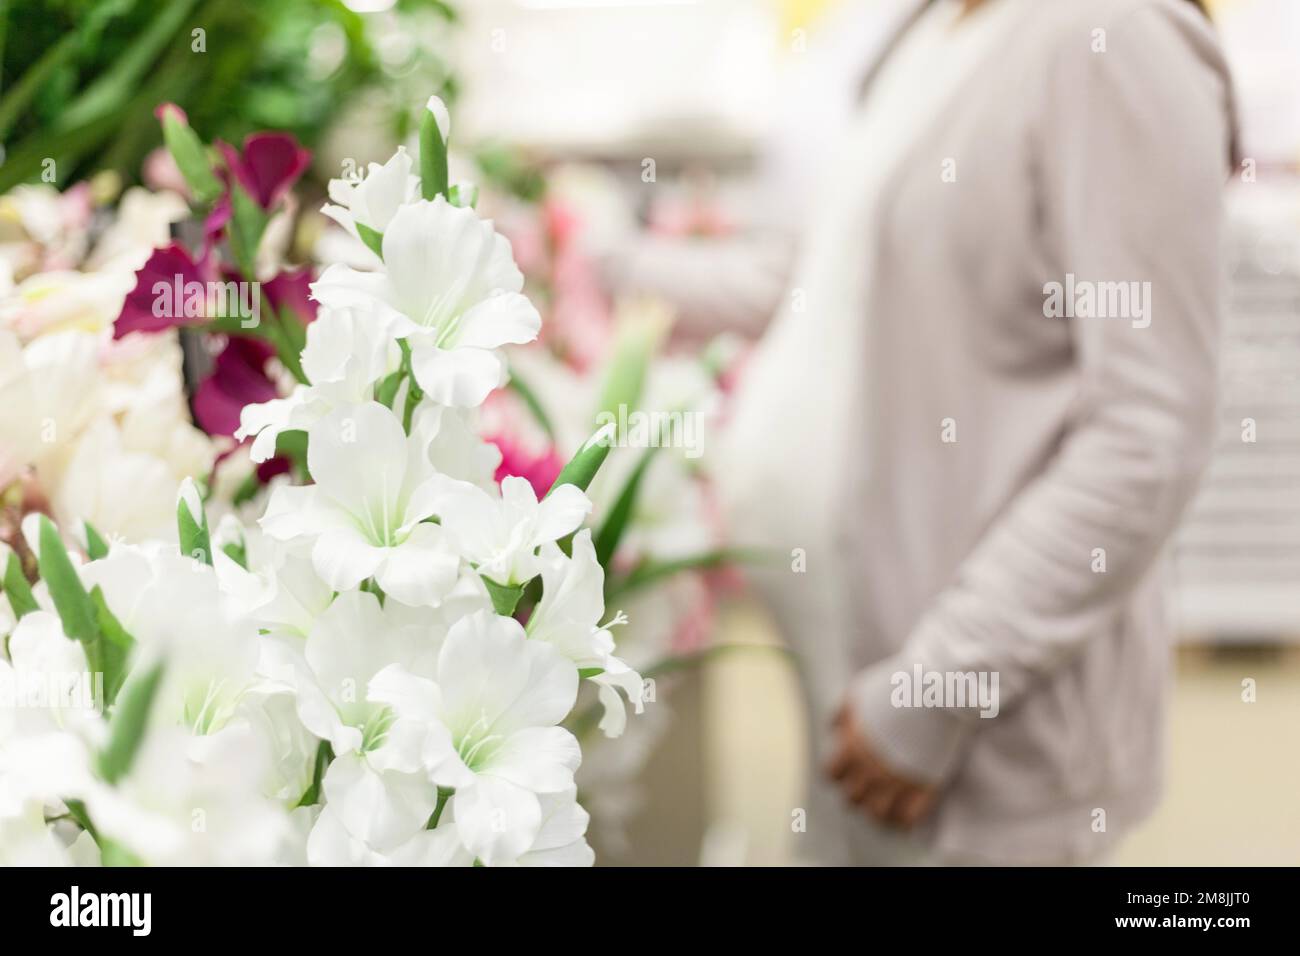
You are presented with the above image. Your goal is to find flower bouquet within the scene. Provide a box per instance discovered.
[0,97,645,866]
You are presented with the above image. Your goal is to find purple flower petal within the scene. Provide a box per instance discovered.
[193,337,279,437]
[263,267,317,324]
[217,132,311,212]
[113,243,214,339]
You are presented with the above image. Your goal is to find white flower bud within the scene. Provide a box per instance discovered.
[425,95,451,142]
[178,477,205,528]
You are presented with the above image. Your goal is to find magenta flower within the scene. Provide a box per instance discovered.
[113,243,214,339]
[216,132,310,212]
[193,337,279,437]
[263,267,317,324]
[489,434,565,498]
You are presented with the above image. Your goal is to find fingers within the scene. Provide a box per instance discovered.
[887,785,937,830]
[823,705,940,829]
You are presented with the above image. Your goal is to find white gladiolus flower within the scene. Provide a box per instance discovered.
[528,530,645,738]
[322,146,420,238]
[83,723,291,866]
[260,402,460,606]
[367,611,581,866]
[236,306,396,463]
[313,198,541,407]
[430,475,592,588]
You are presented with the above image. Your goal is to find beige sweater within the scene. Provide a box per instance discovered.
[716,0,1236,865]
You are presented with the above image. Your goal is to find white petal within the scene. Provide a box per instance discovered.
[320,753,436,852]
[453,776,541,866]
[486,726,581,793]
[409,343,504,408]
[306,402,407,528]
[374,523,459,608]
[437,611,578,733]
[532,482,592,545]
[453,292,540,350]
[311,528,386,592]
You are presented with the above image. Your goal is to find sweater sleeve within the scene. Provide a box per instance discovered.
[850,0,1234,784]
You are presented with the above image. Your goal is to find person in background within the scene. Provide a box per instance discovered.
[613,0,1237,865]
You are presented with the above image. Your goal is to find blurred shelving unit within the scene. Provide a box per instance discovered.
[1174,179,1300,640]
[1174,0,1300,642]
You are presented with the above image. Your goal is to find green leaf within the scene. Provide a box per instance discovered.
[226,183,269,279]
[82,521,110,561]
[577,667,604,679]
[56,0,201,132]
[295,740,334,808]
[483,578,525,617]
[0,31,79,140]
[37,516,99,645]
[594,447,657,568]
[158,105,221,204]
[99,660,165,785]
[546,425,616,498]
[375,368,404,409]
[419,104,449,201]
[607,547,769,600]
[89,586,135,706]
[221,540,249,570]
[2,550,38,619]
[594,318,669,435]
[177,488,212,566]
[356,222,385,259]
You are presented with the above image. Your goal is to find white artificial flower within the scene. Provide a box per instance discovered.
[213,531,333,645]
[528,530,645,738]
[430,475,591,588]
[313,198,541,407]
[322,146,420,239]
[84,186,188,273]
[277,589,441,759]
[259,402,460,606]
[79,546,264,735]
[0,329,100,487]
[236,306,396,463]
[517,789,595,866]
[1,610,104,740]
[367,610,581,866]
[84,722,291,866]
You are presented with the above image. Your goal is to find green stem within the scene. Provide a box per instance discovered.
[426,787,453,829]
[398,340,423,433]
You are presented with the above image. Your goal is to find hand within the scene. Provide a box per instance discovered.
[825,704,938,830]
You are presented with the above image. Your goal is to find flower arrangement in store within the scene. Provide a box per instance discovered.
[0,97,648,866]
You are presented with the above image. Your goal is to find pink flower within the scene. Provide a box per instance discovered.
[216,132,311,212]
[489,433,565,498]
